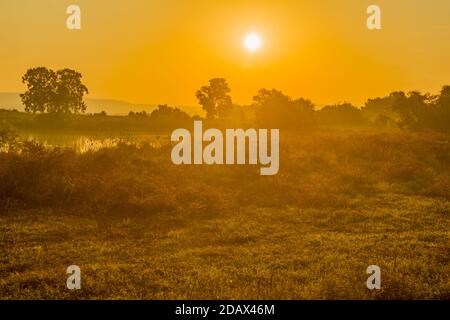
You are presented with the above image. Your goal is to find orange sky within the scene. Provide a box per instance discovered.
[1,0,450,107]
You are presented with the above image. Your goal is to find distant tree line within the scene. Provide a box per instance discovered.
[19,67,449,132]
[362,89,450,131]
[196,78,450,132]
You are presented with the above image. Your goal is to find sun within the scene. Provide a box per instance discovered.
[244,33,262,52]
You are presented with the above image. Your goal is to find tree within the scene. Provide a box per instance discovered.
[196,78,232,119]
[438,85,450,110]
[434,85,450,132]
[362,96,398,126]
[20,67,57,113]
[52,69,88,114]
[253,89,316,129]
[128,110,147,117]
[20,67,88,114]
[318,103,368,127]
[391,91,431,129]
[149,104,191,129]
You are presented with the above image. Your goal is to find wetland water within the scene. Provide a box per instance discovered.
[18,131,170,152]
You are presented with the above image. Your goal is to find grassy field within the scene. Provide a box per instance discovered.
[0,130,449,299]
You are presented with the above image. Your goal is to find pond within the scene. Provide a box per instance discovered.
[17,131,171,153]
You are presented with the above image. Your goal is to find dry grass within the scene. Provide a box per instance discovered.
[0,130,449,299]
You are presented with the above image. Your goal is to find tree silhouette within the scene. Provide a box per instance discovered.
[391,91,431,129]
[434,85,450,131]
[149,104,191,129]
[20,67,88,114]
[359,87,450,131]
[253,89,316,129]
[318,103,367,127]
[52,69,88,114]
[195,78,232,119]
[20,67,57,113]
[438,85,450,111]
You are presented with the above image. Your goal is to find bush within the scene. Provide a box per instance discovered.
[0,123,19,152]
[0,131,448,213]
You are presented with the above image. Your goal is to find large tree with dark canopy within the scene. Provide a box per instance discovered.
[20,67,57,113]
[20,67,88,114]
[253,88,316,129]
[195,78,232,119]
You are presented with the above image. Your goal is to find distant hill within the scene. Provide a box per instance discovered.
[0,93,22,110]
[0,92,203,116]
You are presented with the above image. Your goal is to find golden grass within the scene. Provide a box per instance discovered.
[0,130,449,299]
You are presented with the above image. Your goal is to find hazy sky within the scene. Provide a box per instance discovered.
[1,0,450,106]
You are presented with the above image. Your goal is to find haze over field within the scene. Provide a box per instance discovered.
[1,0,450,107]
[0,92,202,116]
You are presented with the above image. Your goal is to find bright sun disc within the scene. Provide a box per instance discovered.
[244,33,262,52]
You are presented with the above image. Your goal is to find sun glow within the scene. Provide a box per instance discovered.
[244,33,262,52]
